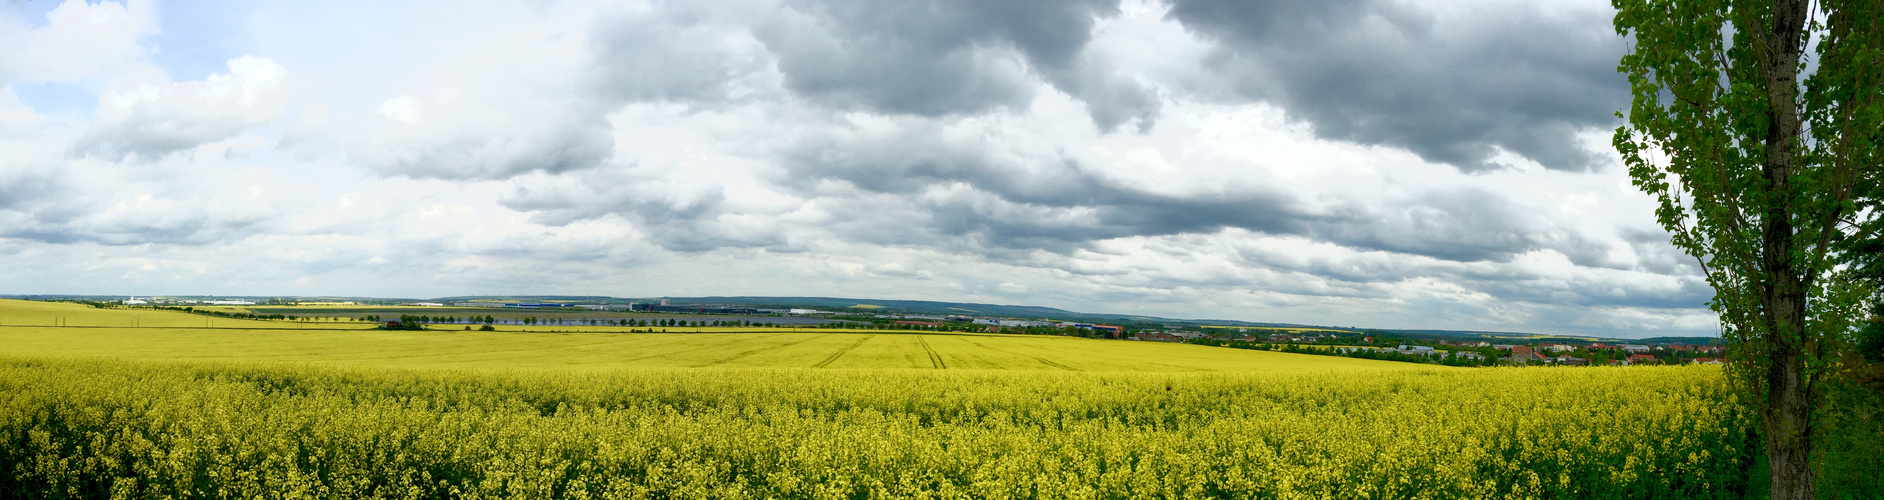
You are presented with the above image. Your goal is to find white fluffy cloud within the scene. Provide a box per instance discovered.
[3,0,154,83]
[336,14,614,180]
[0,0,1719,338]
[71,56,289,160]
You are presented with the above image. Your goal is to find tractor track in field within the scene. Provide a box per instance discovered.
[620,336,761,363]
[319,336,669,363]
[813,335,875,368]
[0,324,372,331]
[918,336,947,369]
[704,334,827,366]
[966,339,1077,371]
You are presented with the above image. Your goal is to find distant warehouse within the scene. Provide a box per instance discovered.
[629,303,759,315]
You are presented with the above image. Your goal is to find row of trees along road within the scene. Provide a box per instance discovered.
[1612,0,1881,497]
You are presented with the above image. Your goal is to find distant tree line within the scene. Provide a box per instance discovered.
[1186,339,1496,367]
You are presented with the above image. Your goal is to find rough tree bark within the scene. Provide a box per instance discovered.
[1754,1,1814,497]
[1617,0,1883,496]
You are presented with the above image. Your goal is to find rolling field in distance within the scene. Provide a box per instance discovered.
[1200,325,1357,334]
[1,327,1427,373]
[0,298,1812,498]
[242,304,837,323]
[0,299,1430,372]
[0,299,365,329]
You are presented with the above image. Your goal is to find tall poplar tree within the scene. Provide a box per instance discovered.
[1613,0,1882,497]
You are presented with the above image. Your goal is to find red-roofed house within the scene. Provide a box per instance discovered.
[1509,346,1546,364]
[1136,332,1181,342]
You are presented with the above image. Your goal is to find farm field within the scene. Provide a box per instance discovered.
[241,305,840,324]
[0,299,363,329]
[0,301,1422,372]
[0,299,1798,498]
[1,358,1754,498]
[0,328,1423,373]
[1201,325,1358,334]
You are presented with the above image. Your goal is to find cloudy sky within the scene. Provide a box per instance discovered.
[0,0,1719,337]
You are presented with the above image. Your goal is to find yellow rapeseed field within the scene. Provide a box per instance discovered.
[0,301,1428,372]
[0,300,1758,498]
[0,299,359,329]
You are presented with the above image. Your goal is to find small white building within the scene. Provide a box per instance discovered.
[972,318,1050,327]
[122,297,148,305]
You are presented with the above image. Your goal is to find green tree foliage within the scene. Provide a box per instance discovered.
[1613,0,1882,496]
[1856,321,1884,362]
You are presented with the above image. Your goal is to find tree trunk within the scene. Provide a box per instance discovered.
[1757,0,1814,498]
[1764,344,1814,499]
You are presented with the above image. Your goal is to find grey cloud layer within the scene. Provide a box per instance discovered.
[0,184,275,246]
[1166,0,1625,172]
[366,113,615,180]
[589,3,777,104]
[498,169,787,253]
[584,0,1163,131]
[427,0,1623,184]
[777,124,1306,250]
[0,0,1714,335]
[773,121,1617,265]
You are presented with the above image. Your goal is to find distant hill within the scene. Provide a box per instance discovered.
[3,294,1719,345]
[660,296,1317,327]
[430,296,617,303]
[667,296,1082,317]
[654,296,1713,345]
[1634,336,1725,345]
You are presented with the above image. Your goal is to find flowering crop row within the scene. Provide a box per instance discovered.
[0,359,1753,499]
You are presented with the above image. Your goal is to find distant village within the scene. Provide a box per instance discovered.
[1131,329,1725,366]
[93,295,1724,367]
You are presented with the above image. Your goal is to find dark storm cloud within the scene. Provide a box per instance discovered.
[0,169,60,211]
[497,172,786,253]
[1617,227,1698,275]
[70,117,249,161]
[1307,189,1605,264]
[0,208,271,246]
[373,3,764,182]
[775,125,1602,264]
[754,0,1160,131]
[588,3,774,104]
[0,168,275,246]
[369,115,615,181]
[1466,272,1712,309]
[1165,0,1625,172]
[914,185,1308,251]
[777,124,1305,251]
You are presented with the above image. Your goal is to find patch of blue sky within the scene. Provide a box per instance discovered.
[10,81,92,117]
[144,0,251,82]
